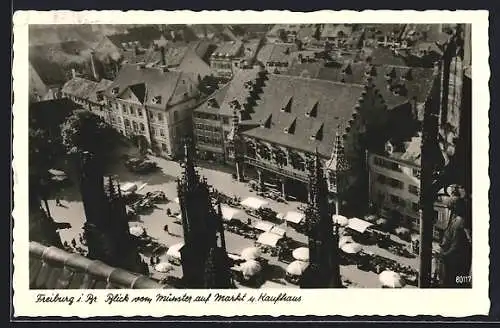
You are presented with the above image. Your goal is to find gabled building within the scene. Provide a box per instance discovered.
[256,43,298,73]
[193,68,262,163]
[209,40,244,78]
[320,24,354,46]
[103,64,200,158]
[232,73,388,202]
[176,142,232,288]
[29,60,67,102]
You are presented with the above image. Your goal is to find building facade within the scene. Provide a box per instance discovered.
[367,146,450,239]
[103,64,201,158]
[209,41,244,78]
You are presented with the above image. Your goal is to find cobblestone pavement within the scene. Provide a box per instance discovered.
[48,148,418,288]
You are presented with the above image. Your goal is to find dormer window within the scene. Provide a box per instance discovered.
[207,98,219,108]
[305,101,319,118]
[96,91,104,102]
[152,96,162,104]
[111,87,119,95]
[281,97,292,113]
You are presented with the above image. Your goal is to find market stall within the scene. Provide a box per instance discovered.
[220,205,246,223]
[240,197,269,210]
[285,260,309,284]
[166,242,184,265]
[254,221,275,232]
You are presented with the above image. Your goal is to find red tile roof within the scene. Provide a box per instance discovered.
[29,241,168,289]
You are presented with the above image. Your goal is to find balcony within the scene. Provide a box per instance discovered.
[244,156,308,182]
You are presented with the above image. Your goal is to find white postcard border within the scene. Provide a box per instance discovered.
[12,10,490,317]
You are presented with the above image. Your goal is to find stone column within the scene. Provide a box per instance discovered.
[257,170,263,191]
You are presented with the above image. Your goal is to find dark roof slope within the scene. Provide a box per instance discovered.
[242,74,364,157]
[195,68,261,116]
[285,60,435,110]
[104,64,194,110]
[29,241,167,289]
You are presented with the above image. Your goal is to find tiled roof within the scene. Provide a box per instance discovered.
[241,74,365,157]
[284,60,323,78]
[104,64,194,110]
[29,57,68,86]
[256,43,298,64]
[195,68,261,116]
[107,26,163,49]
[286,60,434,110]
[363,24,406,40]
[61,77,98,98]
[212,40,243,57]
[88,78,113,103]
[267,24,305,37]
[29,241,167,289]
[362,47,408,67]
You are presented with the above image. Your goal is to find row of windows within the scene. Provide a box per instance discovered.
[124,119,145,132]
[152,127,166,137]
[194,112,229,123]
[195,123,222,133]
[373,156,402,172]
[119,103,144,117]
[211,61,233,70]
[376,173,420,195]
[196,135,223,145]
[379,192,420,212]
[110,102,179,124]
[376,174,404,189]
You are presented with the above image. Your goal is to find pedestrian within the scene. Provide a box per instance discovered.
[55,196,62,207]
[71,238,77,248]
[164,224,169,234]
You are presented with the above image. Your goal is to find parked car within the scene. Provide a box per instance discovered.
[145,191,167,202]
[125,157,159,173]
[48,169,70,184]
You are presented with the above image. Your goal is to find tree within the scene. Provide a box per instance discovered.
[60,110,119,160]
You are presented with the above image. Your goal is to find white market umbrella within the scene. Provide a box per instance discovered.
[241,260,262,278]
[276,212,286,220]
[155,262,174,273]
[286,260,309,276]
[341,242,363,254]
[379,270,406,288]
[292,247,310,262]
[241,247,262,260]
[48,169,66,176]
[332,214,349,227]
[129,225,145,237]
[167,243,184,259]
[338,236,353,248]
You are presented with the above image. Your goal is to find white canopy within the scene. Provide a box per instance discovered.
[167,242,184,259]
[257,232,283,247]
[341,242,363,254]
[241,247,261,260]
[220,205,246,222]
[174,197,180,204]
[292,247,309,261]
[332,214,349,227]
[347,217,373,233]
[228,253,242,261]
[241,260,262,277]
[379,270,406,288]
[284,211,305,224]
[129,225,145,237]
[240,197,268,210]
[121,182,138,193]
[286,260,309,276]
[270,226,286,237]
[254,221,275,232]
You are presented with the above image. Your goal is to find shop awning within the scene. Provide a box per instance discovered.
[240,197,268,210]
[167,242,184,259]
[220,205,246,222]
[283,211,305,224]
[254,221,274,232]
[270,226,286,237]
[257,232,283,247]
[347,217,373,233]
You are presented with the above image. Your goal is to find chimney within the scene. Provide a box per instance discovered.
[160,46,166,66]
[90,51,99,81]
[71,68,77,79]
